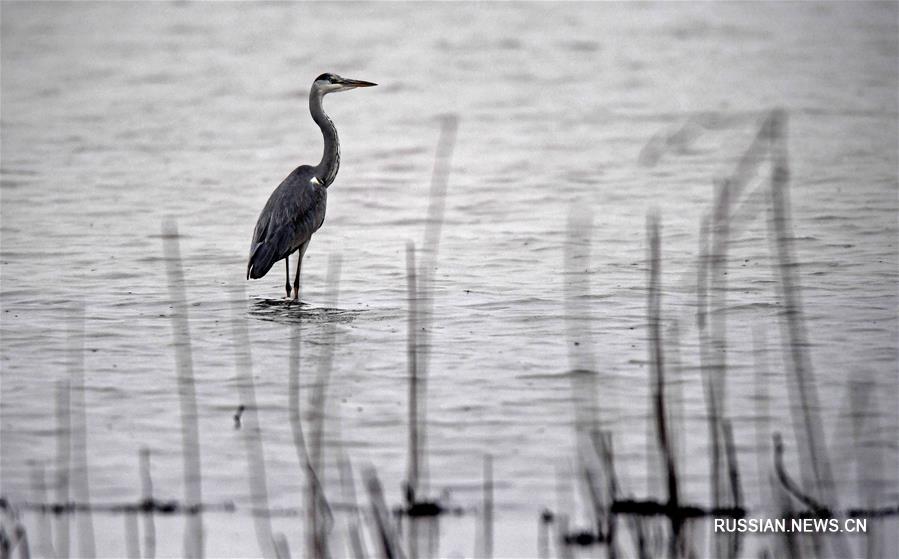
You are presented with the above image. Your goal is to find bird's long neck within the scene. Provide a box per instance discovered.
[310,89,339,187]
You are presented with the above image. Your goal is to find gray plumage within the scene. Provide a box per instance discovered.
[246,165,326,280]
[246,73,376,298]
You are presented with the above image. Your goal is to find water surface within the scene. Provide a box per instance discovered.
[2,2,897,556]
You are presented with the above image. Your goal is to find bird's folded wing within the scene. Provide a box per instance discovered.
[247,219,295,279]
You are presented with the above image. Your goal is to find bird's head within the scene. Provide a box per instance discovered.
[313,73,377,94]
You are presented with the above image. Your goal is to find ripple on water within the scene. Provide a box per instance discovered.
[247,297,362,325]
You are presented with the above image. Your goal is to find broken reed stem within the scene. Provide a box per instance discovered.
[555,514,575,559]
[272,534,291,559]
[0,519,31,559]
[769,472,802,559]
[309,255,342,473]
[405,241,422,559]
[580,452,605,543]
[598,431,618,559]
[766,111,831,495]
[657,110,775,335]
[483,454,494,559]
[772,430,826,558]
[538,510,552,559]
[564,207,599,426]
[139,448,156,559]
[161,219,204,559]
[565,205,603,547]
[421,114,458,263]
[124,512,140,559]
[765,111,850,559]
[628,514,650,559]
[28,462,55,559]
[710,178,732,517]
[288,324,332,559]
[406,241,420,508]
[68,304,96,559]
[849,376,889,558]
[772,433,829,516]
[665,320,685,495]
[696,218,715,464]
[338,453,367,559]
[364,468,404,559]
[697,213,733,559]
[16,524,31,559]
[722,425,743,513]
[308,256,342,559]
[55,379,71,559]
[287,325,309,552]
[408,115,458,508]
[752,327,774,515]
[646,214,682,555]
[722,420,743,559]
[230,285,276,559]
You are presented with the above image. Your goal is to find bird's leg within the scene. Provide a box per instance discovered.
[292,242,309,302]
[292,258,301,302]
[285,256,292,299]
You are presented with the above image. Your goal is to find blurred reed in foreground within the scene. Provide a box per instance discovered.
[2,109,897,559]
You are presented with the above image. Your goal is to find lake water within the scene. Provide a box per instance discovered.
[1,2,897,557]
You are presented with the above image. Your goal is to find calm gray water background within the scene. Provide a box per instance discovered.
[2,2,898,557]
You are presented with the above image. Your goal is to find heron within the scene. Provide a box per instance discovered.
[246,73,376,300]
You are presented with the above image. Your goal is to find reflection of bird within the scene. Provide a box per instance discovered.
[247,73,376,300]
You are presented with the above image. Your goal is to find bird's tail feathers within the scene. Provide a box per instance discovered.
[247,242,278,280]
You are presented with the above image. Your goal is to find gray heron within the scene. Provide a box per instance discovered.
[246,73,376,300]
